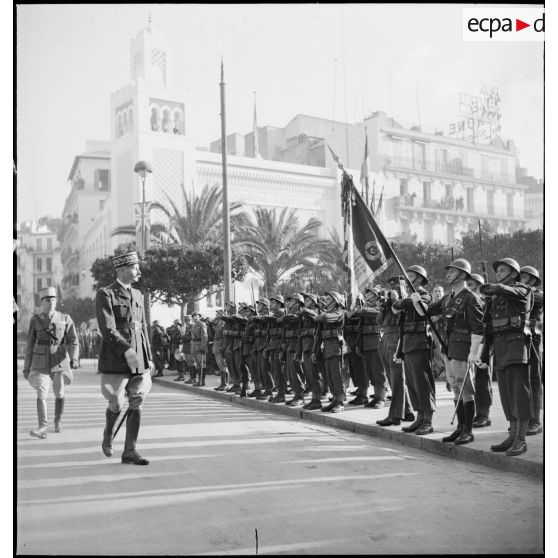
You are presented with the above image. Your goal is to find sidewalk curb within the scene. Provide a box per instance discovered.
[154,378,543,480]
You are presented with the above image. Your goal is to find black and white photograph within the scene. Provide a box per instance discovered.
[14,3,547,555]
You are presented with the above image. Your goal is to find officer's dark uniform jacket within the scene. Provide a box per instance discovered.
[480,282,532,367]
[297,308,319,359]
[353,307,382,352]
[96,281,152,374]
[151,326,169,351]
[239,315,257,357]
[230,315,244,353]
[264,309,285,352]
[392,287,432,353]
[313,309,344,359]
[529,287,544,345]
[428,288,484,360]
[343,312,361,353]
[24,311,79,373]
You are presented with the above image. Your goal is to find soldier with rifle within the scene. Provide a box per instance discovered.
[519,265,543,436]
[313,291,346,413]
[151,320,169,377]
[343,295,367,405]
[428,259,484,445]
[191,312,208,386]
[230,303,248,396]
[212,310,230,391]
[392,265,436,435]
[264,295,287,403]
[252,298,274,400]
[297,293,323,410]
[478,258,533,456]
[222,302,241,393]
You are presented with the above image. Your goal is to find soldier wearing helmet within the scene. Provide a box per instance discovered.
[343,293,367,406]
[429,259,484,445]
[277,293,307,406]
[252,298,274,400]
[312,291,346,413]
[190,312,208,387]
[520,265,543,436]
[212,309,230,392]
[392,265,436,435]
[263,295,287,403]
[376,277,415,427]
[222,302,242,394]
[297,293,324,410]
[467,273,485,292]
[478,258,533,456]
[232,303,258,397]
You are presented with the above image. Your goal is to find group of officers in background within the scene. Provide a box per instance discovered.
[154,256,543,458]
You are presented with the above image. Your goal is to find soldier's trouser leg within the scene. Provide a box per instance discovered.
[287,353,305,398]
[380,337,412,419]
[348,352,367,396]
[474,364,493,418]
[225,351,239,388]
[528,348,542,425]
[404,350,436,414]
[101,373,152,413]
[234,350,247,390]
[28,372,50,428]
[325,355,345,404]
[302,352,323,401]
[270,351,286,396]
[248,354,262,390]
[364,349,388,402]
[258,351,273,393]
[447,358,475,403]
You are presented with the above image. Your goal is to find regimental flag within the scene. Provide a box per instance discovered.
[342,174,358,307]
[135,201,152,232]
[360,129,369,205]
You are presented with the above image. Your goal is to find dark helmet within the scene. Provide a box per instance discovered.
[406,265,428,285]
[519,265,541,286]
[445,258,472,278]
[492,257,520,278]
[302,292,318,306]
[225,301,236,309]
[191,311,202,317]
[269,294,285,306]
[257,298,269,307]
[469,273,485,285]
[287,293,304,304]
[244,304,256,315]
[364,285,381,299]
[325,290,346,309]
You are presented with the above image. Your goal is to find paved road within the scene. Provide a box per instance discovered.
[17,363,543,555]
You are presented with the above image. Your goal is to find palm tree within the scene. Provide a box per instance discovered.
[234,207,333,294]
[150,183,243,248]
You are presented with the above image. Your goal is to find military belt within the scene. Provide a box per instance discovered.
[383,327,399,334]
[269,328,280,335]
[402,321,426,333]
[36,340,57,346]
[362,325,381,334]
[322,329,341,339]
[300,328,314,336]
[344,325,359,333]
[285,330,296,338]
[242,336,255,342]
[492,316,527,333]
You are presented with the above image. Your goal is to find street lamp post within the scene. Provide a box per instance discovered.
[134,160,153,333]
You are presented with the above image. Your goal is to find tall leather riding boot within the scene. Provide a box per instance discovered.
[30,399,48,439]
[102,408,120,457]
[54,397,65,433]
[122,409,149,465]
[506,419,529,456]
[491,419,517,452]
[443,400,463,442]
[455,400,475,445]
[415,411,434,435]
[200,368,206,386]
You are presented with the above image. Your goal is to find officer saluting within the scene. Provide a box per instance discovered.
[23,287,79,439]
[478,258,532,456]
[97,251,153,465]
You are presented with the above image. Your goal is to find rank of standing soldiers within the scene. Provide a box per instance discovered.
[160,257,542,458]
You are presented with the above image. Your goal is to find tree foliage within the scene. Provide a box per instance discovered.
[58,297,96,328]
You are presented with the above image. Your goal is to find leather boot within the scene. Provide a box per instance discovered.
[30,399,48,439]
[473,407,492,428]
[442,400,463,443]
[491,419,516,452]
[121,409,149,465]
[455,400,475,445]
[402,411,424,433]
[54,397,65,433]
[193,367,202,386]
[506,419,529,456]
[415,412,434,435]
[527,407,542,435]
[102,408,120,457]
[200,369,206,387]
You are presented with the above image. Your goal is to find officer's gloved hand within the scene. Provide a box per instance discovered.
[70,359,79,369]
[23,370,30,380]
[124,348,141,370]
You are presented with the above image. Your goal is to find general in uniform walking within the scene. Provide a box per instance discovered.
[96,251,153,465]
[23,286,79,439]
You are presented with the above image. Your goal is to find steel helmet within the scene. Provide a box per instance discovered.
[519,265,541,286]
[269,294,285,306]
[492,258,520,278]
[325,290,346,309]
[469,273,485,285]
[445,258,472,278]
[244,304,256,315]
[302,292,318,306]
[406,265,428,285]
[287,293,305,304]
[257,298,270,307]
[364,285,381,298]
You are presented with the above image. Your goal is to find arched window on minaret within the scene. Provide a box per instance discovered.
[117,113,123,137]
[162,108,171,133]
[173,110,183,135]
[128,107,134,133]
[122,111,129,135]
[150,106,160,132]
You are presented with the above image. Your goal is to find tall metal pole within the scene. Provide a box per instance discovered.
[220,58,232,304]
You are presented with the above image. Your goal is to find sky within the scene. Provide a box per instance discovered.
[15,3,544,222]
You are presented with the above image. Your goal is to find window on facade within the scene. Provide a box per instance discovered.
[445,184,453,199]
[37,238,42,250]
[423,181,431,205]
[34,294,40,307]
[424,221,433,242]
[47,238,52,250]
[47,277,52,287]
[36,257,42,272]
[399,178,408,197]
[206,292,214,308]
[37,278,43,291]
[447,223,455,245]
[46,257,52,272]
[467,188,475,212]
[216,290,223,307]
[507,193,514,217]
[487,190,495,215]
[95,169,110,191]
[414,142,426,170]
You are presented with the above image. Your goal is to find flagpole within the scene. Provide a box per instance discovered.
[220,58,232,304]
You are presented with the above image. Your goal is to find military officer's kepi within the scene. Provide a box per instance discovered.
[112,251,139,269]
[40,286,57,299]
